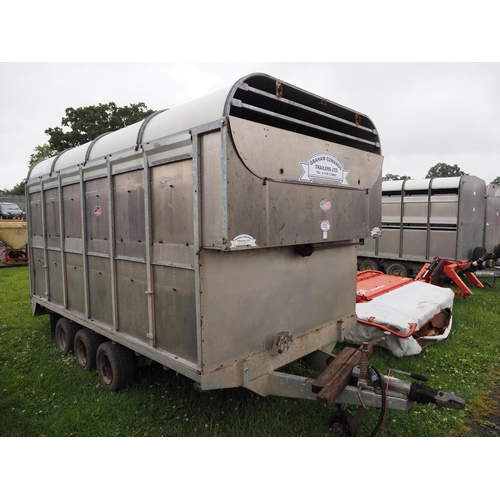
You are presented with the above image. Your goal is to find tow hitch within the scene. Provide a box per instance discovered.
[311,340,466,436]
[408,383,466,409]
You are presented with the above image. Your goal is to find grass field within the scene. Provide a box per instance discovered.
[1,265,500,438]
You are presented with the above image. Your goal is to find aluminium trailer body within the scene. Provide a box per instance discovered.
[27,73,384,401]
[357,175,500,276]
[484,182,500,257]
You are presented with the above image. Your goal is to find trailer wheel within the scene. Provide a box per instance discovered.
[494,243,500,259]
[54,318,79,354]
[472,246,486,261]
[328,410,357,437]
[359,259,381,271]
[74,328,105,371]
[50,312,62,339]
[386,262,410,277]
[96,342,136,392]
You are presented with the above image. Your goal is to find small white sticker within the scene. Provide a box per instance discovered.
[321,220,330,240]
[230,234,257,248]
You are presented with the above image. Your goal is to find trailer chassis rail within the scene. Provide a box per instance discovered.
[246,341,465,436]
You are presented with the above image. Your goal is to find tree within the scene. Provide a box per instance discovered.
[28,144,57,168]
[425,163,465,178]
[382,173,411,181]
[44,102,155,153]
[2,180,26,195]
[491,176,500,185]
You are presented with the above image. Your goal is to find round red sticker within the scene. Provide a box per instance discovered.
[320,199,331,211]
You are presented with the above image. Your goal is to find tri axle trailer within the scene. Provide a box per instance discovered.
[27,73,464,435]
[357,175,500,277]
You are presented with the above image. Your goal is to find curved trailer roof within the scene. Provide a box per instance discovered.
[382,176,464,193]
[28,73,381,182]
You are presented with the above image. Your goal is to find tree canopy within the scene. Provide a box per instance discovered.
[425,162,465,178]
[24,101,155,173]
[1,180,26,195]
[44,102,155,153]
[382,173,411,181]
[28,144,57,168]
[491,176,500,185]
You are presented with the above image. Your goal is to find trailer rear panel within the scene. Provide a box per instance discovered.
[484,183,500,256]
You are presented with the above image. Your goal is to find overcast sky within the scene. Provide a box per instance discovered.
[1,62,499,191]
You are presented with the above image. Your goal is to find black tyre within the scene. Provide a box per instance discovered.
[386,262,410,277]
[50,313,62,339]
[54,317,79,354]
[74,328,105,371]
[472,246,486,261]
[295,244,314,257]
[96,342,136,392]
[359,259,381,271]
[494,243,500,259]
[328,410,357,437]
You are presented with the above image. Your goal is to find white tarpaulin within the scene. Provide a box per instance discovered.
[344,281,455,357]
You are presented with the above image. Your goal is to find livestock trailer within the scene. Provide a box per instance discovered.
[484,182,500,256]
[27,74,463,433]
[357,175,500,276]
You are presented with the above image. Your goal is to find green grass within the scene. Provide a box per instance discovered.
[1,265,499,437]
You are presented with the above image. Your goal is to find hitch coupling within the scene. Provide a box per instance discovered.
[409,383,466,410]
